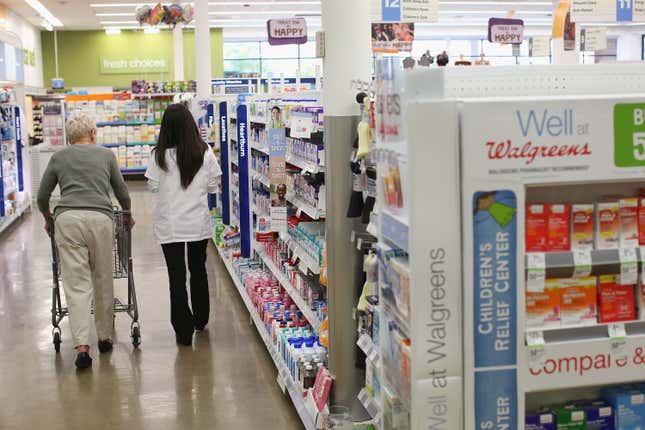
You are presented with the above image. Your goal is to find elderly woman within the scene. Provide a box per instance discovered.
[37,112,132,369]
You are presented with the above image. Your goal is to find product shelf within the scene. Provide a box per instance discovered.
[283,234,321,275]
[96,120,156,127]
[525,248,644,279]
[379,209,409,253]
[250,141,269,154]
[286,193,325,220]
[255,244,323,331]
[357,331,380,366]
[101,142,156,148]
[526,319,645,343]
[0,204,30,235]
[215,245,317,430]
[358,388,381,422]
[251,169,270,188]
[286,154,322,174]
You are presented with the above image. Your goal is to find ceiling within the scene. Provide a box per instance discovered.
[5,0,645,38]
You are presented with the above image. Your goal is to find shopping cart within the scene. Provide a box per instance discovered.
[50,209,141,352]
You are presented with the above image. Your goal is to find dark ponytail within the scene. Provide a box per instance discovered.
[154,103,207,189]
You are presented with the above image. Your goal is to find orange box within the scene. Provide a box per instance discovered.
[560,276,597,327]
[526,282,562,329]
[547,204,570,252]
[619,198,639,249]
[571,204,594,251]
[526,204,547,252]
[595,201,619,250]
[598,274,636,323]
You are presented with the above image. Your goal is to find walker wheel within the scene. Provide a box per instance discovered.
[53,331,61,353]
[131,325,141,348]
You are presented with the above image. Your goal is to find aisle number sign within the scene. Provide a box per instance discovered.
[614,103,645,167]
[571,0,645,22]
[381,0,438,22]
[580,27,608,51]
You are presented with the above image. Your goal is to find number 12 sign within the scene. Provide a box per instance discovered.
[382,0,401,21]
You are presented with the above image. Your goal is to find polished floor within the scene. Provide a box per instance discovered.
[0,181,303,429]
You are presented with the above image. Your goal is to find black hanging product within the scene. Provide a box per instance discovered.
[362,166,376,224]
[347,158,365,217]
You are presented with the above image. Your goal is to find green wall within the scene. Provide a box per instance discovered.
[42,29,223,89]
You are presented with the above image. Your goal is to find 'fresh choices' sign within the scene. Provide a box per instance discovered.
[99,57,169,74]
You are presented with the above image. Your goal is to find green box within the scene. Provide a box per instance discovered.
[555,405,586,430]
[614,103,645,167]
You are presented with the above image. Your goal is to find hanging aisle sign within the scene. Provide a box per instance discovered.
[580,27,608,51]
[570,0,645,22]
[488,18,524,44]
[530,36,551,57]
[267,18,307,46]
[381,0,438,22]
[371,22,415,53]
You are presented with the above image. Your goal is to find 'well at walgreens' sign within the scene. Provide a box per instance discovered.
[488,17,524,44]
[267,18,307,46]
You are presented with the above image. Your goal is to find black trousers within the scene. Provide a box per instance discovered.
[161,240,210,337]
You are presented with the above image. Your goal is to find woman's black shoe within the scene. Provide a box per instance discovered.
[176,333,193,346]
[98,340,113,353]
[195,324,206,332]
[75,352,92,369]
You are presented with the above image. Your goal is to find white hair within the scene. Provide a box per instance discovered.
[66,112,97,144]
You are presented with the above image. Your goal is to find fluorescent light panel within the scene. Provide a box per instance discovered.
[105,28,121,35]
[24,0,63,27]
[91,1,321,7]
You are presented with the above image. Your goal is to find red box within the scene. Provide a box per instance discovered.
[598,275,636,323]
[639,197,645,246]
[526,204,547,252]
[571,204,594,251]
[595,201,619,249]
[547,204,570,252]
[619,198,639,248]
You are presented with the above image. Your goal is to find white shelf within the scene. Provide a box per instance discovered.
[285,236,321,275]
[0,204,30,235]
[214,245,317,430]
[255,244,323,331]
[358,388,381,422]
[251,169,270,188]
[250,141,269,154]
[286,154,322,174]
[286,193,325,220]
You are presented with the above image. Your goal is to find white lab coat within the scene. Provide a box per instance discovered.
[145,147,222,244]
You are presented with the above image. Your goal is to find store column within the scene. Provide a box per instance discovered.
[173,24,184,81]
[321,0,372,415]
[194,0,211,100]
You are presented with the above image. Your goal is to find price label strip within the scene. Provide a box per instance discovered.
[640,246,645,279]
[619,248,638,285]
[526,330,546,364]
[527,253,546,293]
[573,249,592,278]
[608,323,627,352]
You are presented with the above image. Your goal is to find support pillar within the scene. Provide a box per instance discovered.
[321,0,372,419]
[173,24,184,81]
[195,0,211,100]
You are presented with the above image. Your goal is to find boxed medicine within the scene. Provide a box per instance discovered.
[547,204,571,251]
[560,277,597,327]
[555,405,586,429]
[598,275,636,323]
[619,198,639,249]
[526,411,556,430]
[571,204,595,251]
[527,204,548,252]
[526,281,562,329]
[575,400,614,430]
[602,387,645,430]
[596,202,620,250]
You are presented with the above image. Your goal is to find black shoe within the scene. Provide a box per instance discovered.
[75,352,92,369]
[98,339,113,353]
[195,324,206,332]
[176,333,193,346]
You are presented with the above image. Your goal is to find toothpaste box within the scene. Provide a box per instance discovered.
[575,400,614,430]
[527,204,548,252]
[548,204,571,252]
[596,202,620,250]
[560,277,597,327]
[598,275,636,323]
[639,197,645,246]
[619,198,639,249]
[571,204,595,251]
[555,405,586,429]
[526,411,556,430]
[527,281,562,329]
[602,387,645,430]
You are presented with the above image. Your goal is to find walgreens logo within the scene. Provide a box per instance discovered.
[486,140,592,165]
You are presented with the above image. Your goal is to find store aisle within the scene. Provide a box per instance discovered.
[0,181,303,430]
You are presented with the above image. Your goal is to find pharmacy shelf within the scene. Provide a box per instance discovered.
[380,209,409,253]
[526,319,645,343]
[250,141,269,154]
[214,245,317,430]
[286,154,322,174]
[525,248,644,279]
[132,92,192,98]
[284,235,321,275]
[101,142,156,148]
[356,332,380,366]
[96,120,156,127]
[358,388,381,422]
[0,204,30,235]
[252,170,270,188]
[255,244,323,331]
[286,193,325,220]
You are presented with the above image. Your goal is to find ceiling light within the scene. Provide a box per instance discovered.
[41,18,53,31]
[24,0,63,27]
[96,12,134,17]
[105,28,121,35]
[100,20,139,25]
[91,1,321,6]
[143,27,160,34]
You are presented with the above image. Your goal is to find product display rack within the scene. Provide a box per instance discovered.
[30,95,65,147]
[368,61,645,430]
